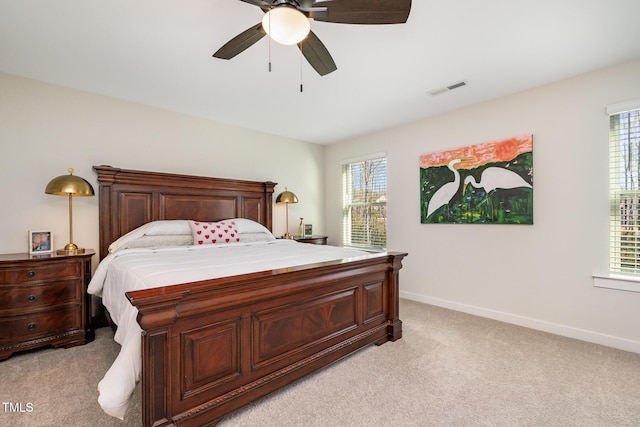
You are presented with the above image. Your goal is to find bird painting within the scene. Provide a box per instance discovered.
[420,134,533,224]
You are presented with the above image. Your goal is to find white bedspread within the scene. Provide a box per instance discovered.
[88,239,369,419]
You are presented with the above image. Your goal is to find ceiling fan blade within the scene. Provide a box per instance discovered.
[313,0,411,24]
[298,30,337,76]
[301,7,329,20]
[238,0,271,7]
[213,23,266,60]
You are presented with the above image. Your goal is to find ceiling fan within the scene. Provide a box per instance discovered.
[213,0,412,76]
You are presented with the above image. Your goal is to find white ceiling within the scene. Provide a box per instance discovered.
[1,0,639,144]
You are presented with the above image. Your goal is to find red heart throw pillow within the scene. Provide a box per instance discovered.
[188,220,240,245]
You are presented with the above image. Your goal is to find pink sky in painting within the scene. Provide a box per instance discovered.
[419,135,533,170]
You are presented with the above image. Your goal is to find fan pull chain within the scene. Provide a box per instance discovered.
[268,34,272,72]
[299,42,303,93]
[267,15,272,72]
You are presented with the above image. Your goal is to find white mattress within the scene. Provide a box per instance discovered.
[88,239,369,419]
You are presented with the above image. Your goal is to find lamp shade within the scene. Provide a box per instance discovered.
[262,7,311,45]
[45,168,95,197]
[275,188,298,204]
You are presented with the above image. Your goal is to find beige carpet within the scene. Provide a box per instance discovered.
[1,299,639,426]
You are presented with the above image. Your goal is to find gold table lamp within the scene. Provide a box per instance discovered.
[275,187,298,239]
[45,168,95,255]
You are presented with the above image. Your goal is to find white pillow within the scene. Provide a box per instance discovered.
[236,232,276,243]
[114,234,193,250]
[228,218,275,242]
[229,218,274,235]
[108,220,191,253]
[143,220,191,235]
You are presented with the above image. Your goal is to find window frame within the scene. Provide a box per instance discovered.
[341,153,387,251]
[599,99,640,293]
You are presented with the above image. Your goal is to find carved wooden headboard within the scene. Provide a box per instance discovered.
[93,166,276,260]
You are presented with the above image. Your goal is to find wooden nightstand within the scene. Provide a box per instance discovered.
[0,250,95,360]
[293,235,328,245]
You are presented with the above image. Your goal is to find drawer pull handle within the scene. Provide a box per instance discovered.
[27,295,37,302]
[26,270,36,278]
[27,323,37,331]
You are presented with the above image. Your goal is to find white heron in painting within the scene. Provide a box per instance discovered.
[426,158,464,219]
[463,167,532,194]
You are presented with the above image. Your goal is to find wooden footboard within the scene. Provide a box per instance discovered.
[127,251,407,427]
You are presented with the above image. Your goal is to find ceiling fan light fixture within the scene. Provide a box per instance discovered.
[262,7,310,45]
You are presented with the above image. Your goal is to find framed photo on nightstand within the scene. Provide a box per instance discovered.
[29,230,53,254]
[304,224,312,236]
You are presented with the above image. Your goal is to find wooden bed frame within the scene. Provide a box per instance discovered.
[93,165,407,427]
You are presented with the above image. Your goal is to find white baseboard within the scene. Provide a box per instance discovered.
[400,291,640,354]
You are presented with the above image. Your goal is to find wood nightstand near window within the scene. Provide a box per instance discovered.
[0,250,95,360]
[293,235,328,245]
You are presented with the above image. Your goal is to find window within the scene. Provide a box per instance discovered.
[609,101,640,275]
[342,155,387,250]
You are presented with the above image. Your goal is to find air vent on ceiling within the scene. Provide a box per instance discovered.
[427,81,468,96]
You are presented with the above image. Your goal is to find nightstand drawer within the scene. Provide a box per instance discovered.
[0,306,82,342]
[0,279,81,311]
[0,262,81,283]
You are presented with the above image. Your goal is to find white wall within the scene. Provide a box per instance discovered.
[4,60,640,354]
[0,72,324,256]
[325,59,640,353]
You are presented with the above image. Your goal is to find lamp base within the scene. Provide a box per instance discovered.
[282,232,293,239]
[56,243,86,255]
[56,248,87,255]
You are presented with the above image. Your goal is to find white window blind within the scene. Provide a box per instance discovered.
[609,103,640,275]
[342,156,387,250]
